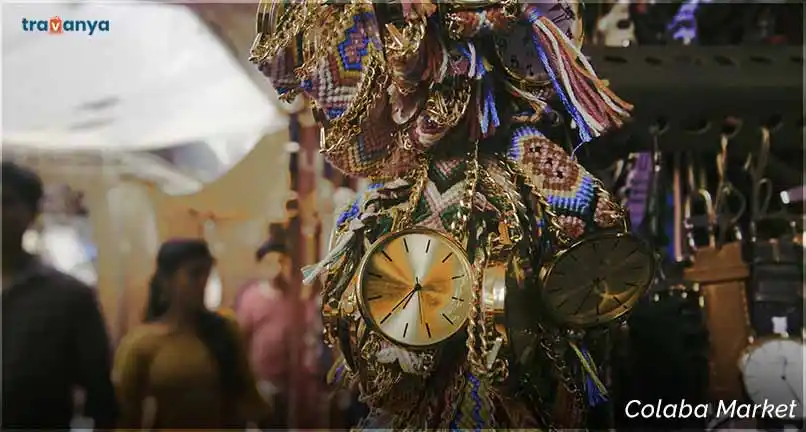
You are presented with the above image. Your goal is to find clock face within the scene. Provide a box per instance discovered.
[494,23,550,86]
[493,1,583,86]
[741,338,805,416]
[541,233,654,327]
[357,228,473,348]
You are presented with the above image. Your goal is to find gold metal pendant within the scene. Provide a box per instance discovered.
[482,263,507,343]
[356,227,474,349]
[539,231,655,328]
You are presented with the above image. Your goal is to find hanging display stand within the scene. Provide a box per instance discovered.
[584,46,803,154]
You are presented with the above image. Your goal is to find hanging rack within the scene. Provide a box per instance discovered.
[577,45,803,154]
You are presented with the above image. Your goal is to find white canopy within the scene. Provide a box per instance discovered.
[2,1,285,152]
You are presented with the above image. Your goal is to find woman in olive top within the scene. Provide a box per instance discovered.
[113,239,270,429]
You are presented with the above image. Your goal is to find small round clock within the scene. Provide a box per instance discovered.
[493,0,584,88]
[356,228,474,349]
[539,231,655,328]
[740,338,805,419]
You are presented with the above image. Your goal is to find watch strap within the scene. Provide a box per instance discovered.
[684,241,751,402]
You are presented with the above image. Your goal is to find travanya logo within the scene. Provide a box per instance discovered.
[21,17,110,35]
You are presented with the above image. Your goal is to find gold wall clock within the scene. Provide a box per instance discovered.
[539,231,655,328]
[357,228,473,349]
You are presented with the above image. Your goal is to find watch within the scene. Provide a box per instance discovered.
[493,1,584,88]
[740,337,805,419]
[539,231,655,328]
[356,227,474,349]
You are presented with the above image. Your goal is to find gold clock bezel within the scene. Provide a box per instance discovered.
[539,231,655,328]
[482,262,508,344]
[356,227,474,350]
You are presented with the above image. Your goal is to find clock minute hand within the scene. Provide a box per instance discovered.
[389,287,418,315]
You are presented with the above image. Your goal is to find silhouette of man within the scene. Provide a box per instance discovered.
[1,161,118,429]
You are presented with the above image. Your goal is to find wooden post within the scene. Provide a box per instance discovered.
[286,107,323,428]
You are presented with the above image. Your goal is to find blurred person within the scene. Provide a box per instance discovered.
[113,239,269,429]
[236,239,295,429]
[1,161,118,429]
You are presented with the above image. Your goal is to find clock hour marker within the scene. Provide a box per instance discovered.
[451,274,464,280]
[368,295,383,301]
[368,271,383,279]
[403,322,408,337]
[451,296,464,302]
[441,252,453,263]
[403,238,409,253]
[381,312,392,324]
[381,251,393,262]
[425,323,432,338]
[425,239,431,253]
[442,313,454,325]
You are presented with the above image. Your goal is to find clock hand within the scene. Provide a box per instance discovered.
[388,288,418,315]
[783,377,802,406]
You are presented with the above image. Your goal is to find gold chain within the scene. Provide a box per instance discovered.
[385,17,428,96]
[500,158,572,246]
[249,1,316,63]
[391,159,431,232]
[424,84,474,130]
[466,250,488,375]
[535,323,586,422]
[478,164,524,255]
[449,143,480,242]
[320,47,388,154]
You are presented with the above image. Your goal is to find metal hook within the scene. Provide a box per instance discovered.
[749,127,774,219]
[715,134,729,185]
[685,187,716,248]
[712,134,748,246]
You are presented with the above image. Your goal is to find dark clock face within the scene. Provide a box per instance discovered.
[541,233,654,327]
[358,229,473,348]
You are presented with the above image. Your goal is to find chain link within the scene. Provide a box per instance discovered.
[320,47,388,154]
[449,143,480,242]
[500,158,572,246]
[249,1,315,63]
[535,323,586,425]
[391,159,431,232]
[478,164,524,256]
